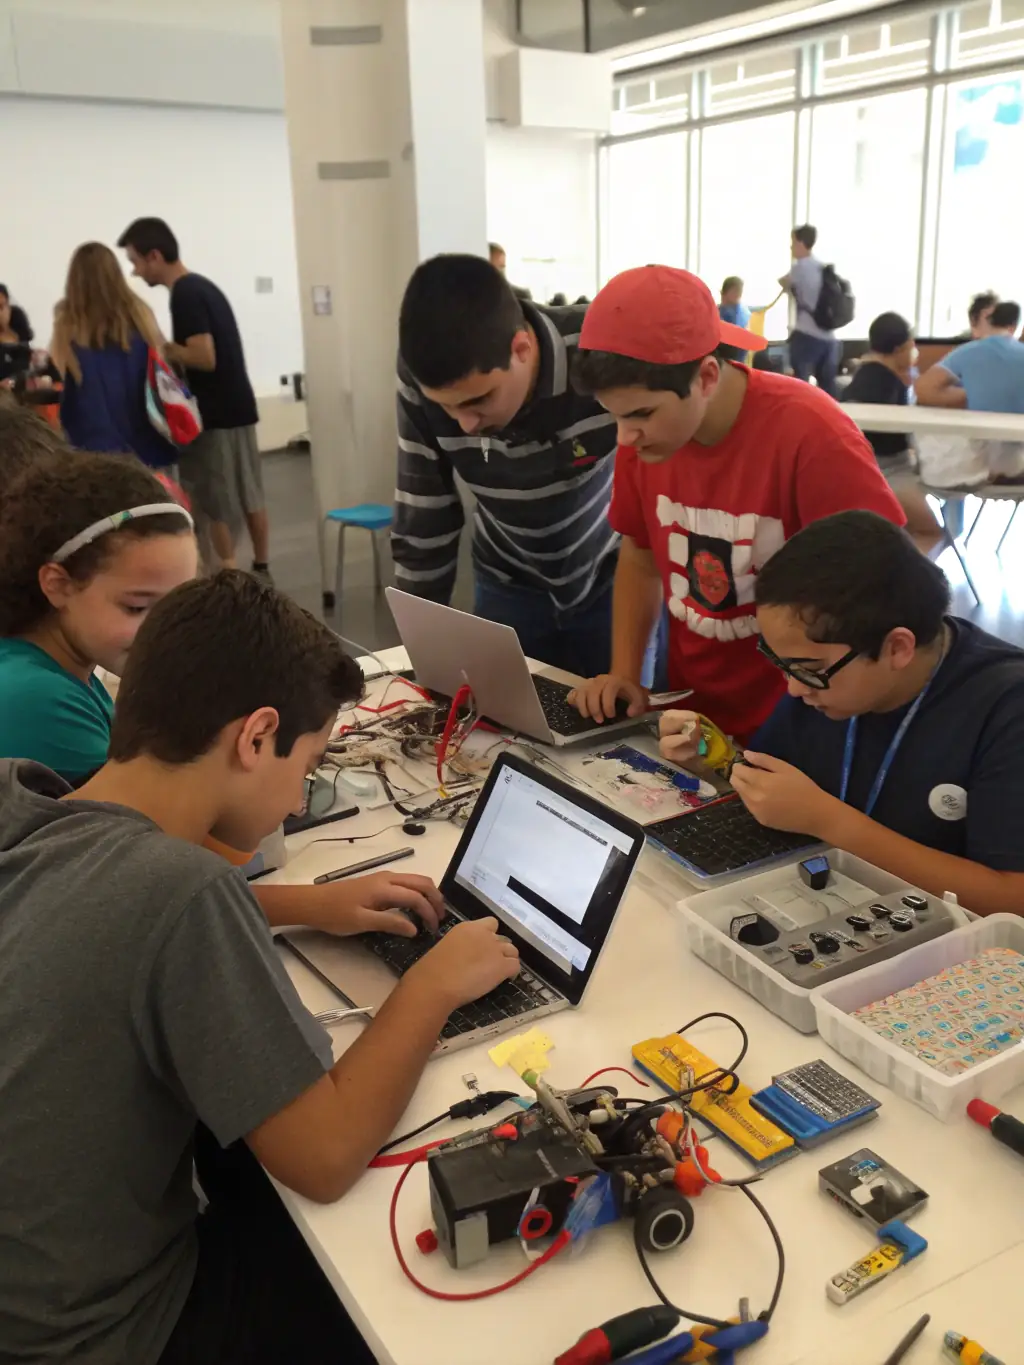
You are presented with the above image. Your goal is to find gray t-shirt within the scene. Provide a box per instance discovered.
[788,254,834,340]
[0,760,333,1364]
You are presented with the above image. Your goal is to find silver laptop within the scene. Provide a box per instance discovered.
[385,586,647,747]
[281,753,645,1056]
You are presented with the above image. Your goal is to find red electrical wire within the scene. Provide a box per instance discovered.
[389,1156,571,1300]
[435,685,474,783]
[580,1067,650,1089]
[370,1139,447,1168]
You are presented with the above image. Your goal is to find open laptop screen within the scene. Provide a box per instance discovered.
[442,754,644,1005]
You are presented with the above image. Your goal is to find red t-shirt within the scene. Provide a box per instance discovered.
[609,367,905,742]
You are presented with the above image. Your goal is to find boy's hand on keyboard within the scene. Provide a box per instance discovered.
[410,918,520,1011]
[303,872,443,937]
[567,674,648,723]
[658,710,702,765]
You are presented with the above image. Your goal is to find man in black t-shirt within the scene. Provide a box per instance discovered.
[659,512,1024,918]
[841,312,941,552]
[118,218,270,578]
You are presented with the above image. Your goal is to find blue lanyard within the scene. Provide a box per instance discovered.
[839,649,945,818]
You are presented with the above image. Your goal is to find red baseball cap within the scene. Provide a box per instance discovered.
[580,265,767,363]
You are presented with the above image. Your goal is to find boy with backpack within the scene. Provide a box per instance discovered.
[780,224,854,398]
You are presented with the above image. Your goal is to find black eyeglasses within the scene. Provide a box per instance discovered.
[757,637,859,691]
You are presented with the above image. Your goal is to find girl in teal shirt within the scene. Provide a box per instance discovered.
[0,453,197,783]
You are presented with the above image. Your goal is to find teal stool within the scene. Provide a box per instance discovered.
[322,503,392,610]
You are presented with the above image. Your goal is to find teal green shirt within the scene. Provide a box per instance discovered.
[0,639,113,784]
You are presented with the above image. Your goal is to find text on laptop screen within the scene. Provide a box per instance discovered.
[452,765,635,976]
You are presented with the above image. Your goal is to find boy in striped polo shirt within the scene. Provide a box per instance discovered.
[393,254,626,678]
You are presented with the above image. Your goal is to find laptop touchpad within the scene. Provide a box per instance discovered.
[283,930,399,1012]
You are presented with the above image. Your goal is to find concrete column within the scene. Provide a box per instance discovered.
[280,0,489,599]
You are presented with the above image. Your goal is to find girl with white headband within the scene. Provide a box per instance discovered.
[0,451,197,784]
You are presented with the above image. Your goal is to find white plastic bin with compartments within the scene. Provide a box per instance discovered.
[677,850,965,1034]
[811,914,1024,1121]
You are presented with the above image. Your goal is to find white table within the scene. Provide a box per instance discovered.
[842,401,1024,442]
[264,652,1024,1365]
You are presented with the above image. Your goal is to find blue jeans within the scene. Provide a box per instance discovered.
[474,572,666,686]
[789,330,839,398]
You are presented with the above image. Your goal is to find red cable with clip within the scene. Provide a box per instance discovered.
[388,1156,571,1301]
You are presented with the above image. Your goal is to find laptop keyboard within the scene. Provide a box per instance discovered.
[532,675,631,737]
[646,798,815,877]
[357,911,558,1041]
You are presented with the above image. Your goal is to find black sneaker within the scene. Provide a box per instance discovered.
[251,563,274,585]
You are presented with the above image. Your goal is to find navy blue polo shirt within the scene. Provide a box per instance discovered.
[752,618,1024,871]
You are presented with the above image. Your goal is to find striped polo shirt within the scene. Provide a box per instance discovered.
[391,302,619,612]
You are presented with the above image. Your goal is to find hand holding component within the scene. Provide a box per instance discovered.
[658,711,703,766]
[731,751,841,837]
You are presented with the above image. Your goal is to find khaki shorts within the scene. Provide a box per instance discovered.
[177,425,264,525]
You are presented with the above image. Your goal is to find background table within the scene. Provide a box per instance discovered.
[264,651,1024,1365]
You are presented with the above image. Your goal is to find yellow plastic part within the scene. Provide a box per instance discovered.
[632,1034,794,1167]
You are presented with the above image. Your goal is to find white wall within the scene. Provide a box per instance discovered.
[486,124,598,303]
[0,96,303,397]
[482,0,599,305]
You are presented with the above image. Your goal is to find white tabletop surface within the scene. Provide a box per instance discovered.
[264,650,1024,1365]
[842,401,1024,442]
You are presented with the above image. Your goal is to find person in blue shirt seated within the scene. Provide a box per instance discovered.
[659,510,1024,917]
[718,276,752,361]
[915,299,1024,414]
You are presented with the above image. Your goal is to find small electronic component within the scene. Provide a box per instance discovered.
[773,1062,880,1125]
[869,903,893,919]
[789,943,815,965]
[818,1148,928,1229]
[798,854,831,890]
[809,931,840,955]
[846,913,872,932]
[889,912,914,932]
[826,1220,927,1305]
[901,893,929,915]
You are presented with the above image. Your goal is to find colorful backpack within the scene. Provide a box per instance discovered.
[145,347,202,446]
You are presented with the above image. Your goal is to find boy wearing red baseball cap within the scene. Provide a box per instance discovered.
[568,266,904,742]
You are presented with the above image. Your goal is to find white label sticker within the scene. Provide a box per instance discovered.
[928,783,968,822]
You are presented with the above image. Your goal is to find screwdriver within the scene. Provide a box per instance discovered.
[554,1307,680,1365]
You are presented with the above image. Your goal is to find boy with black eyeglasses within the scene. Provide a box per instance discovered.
[659,511,1024,917]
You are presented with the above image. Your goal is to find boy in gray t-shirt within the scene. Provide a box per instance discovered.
[0,572,519,1365]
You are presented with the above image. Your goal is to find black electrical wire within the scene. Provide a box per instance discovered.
[626,1012,749,1125]
[627,1010,785,1327]
[376,1090,520,1155]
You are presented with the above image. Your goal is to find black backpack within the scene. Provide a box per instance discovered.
[813,264,855,331]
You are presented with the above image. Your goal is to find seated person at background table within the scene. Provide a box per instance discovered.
[0,571,519,1365]
[566,265,904,745]
[661,511,1024,918]
[392,253,625,679]
[915,301,1024,414]
[0,281,33,345]
[0,453,446,943]
[966,289,998,338]
[840,311,941,553]
[718,275,751,362]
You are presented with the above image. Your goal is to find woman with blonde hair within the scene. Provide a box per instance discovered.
[51,241,177,468]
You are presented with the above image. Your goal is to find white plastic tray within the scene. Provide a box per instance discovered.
[677,850,963,1034]
[812,914,1024,1121]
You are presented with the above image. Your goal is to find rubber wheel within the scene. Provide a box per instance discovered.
[635,1187,695,1254]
